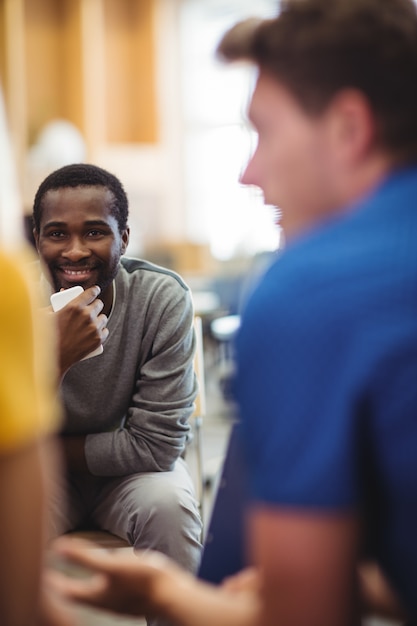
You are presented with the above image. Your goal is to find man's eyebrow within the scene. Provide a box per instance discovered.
[42,219,111,229]
[42,221,67,229]
[83,220,113,228]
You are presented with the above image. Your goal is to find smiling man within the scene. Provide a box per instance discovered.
[32,163,202,626]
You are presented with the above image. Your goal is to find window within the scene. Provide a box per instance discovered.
[180,0,280,260]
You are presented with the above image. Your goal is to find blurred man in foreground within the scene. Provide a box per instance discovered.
[0,85,73,625]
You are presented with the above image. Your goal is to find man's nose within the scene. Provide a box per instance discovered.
[62,237,91,261]
[239,153,257,187]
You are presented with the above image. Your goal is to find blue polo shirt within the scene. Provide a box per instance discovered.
[234,166,417,615]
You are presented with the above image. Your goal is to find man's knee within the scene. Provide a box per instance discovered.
[127,476,202,570]
[130,477,200,532]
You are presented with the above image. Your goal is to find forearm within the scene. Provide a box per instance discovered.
[156,575,260,626]
[84,418,190,476]
[0,440,48,625]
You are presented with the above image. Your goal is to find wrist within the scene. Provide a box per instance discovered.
[61,436,88,474]
[151,559,195,621]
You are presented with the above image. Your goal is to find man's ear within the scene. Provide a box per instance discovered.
[326,88,376,164]
[121,227,130,255]
[32,228,40,253]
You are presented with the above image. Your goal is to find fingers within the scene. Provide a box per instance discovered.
[89,297,105,318]
[82,290,108,339]
[80,285,101,306]
[45,568,108,607]
[57,288,107,342]
[68,286,104,318]
[97,315,109,344]
[46,539,112,609]
[51,537,142,576]
[47,540,188,618]
[51,537,174,578]
[38,586,79,626]
[221,567,261,593]
[52,537,113,571]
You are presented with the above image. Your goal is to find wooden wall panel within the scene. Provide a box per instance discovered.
[24,0,83,142]
[1,0,159,167]
[60,0,83,133]
[103,0,157,143]
[0,3,6,88]
[0,0,28,179]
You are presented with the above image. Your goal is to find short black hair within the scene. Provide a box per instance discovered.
[218,0,417,163]
[32,163,129,233]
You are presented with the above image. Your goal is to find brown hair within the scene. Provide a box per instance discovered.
[217,0,417,162]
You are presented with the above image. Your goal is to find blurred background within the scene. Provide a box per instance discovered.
[0,0,281,314]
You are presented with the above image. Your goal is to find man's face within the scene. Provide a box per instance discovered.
[241,71,340,238]
[34,185,129,293]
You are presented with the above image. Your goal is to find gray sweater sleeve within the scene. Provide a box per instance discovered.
[82,272,198,476]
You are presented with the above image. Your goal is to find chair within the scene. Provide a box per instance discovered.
[210,314,240,401]
[63,315,207,549]
[190,315,206,520]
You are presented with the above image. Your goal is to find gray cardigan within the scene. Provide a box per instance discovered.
[60,257,197,477]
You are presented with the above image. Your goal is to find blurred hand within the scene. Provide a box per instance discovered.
[46,537,187,618]
[221,567,260,594]
[36,586,78,626]
[47,537,261,626]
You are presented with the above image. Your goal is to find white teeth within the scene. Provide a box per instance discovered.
[63,269,91,276]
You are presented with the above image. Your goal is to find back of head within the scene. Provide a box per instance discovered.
[218,0,417,163]
[32,163,129,233]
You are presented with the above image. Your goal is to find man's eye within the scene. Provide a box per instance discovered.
[87,230,104,237]
[48,231,65,238]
